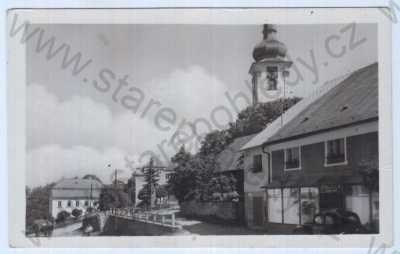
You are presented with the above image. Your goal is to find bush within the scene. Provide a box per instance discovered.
[55,210,70,224]
[72,208,83,218]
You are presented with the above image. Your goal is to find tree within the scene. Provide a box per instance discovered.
[156,184,168,199]
[228,97,301,138]
[358,158,379,229]
[168,146,196,203]
[167,97,301,205]
[71,208,83,219]
[26,183,55,230]
[55,211,70,224]
[199,130,232,157]
[137,158,160,209]
[98,186,121,210]
[208,175,238,202]
[125,174,136,205]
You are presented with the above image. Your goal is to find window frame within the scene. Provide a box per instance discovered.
[67,200,71,207]
[57,201,62,208]
[76,200,79,207]
[252,154,263,173]
[324,137,348,167]
[284,146,302,171]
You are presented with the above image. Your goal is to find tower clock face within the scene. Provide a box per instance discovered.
[266,66,278,90]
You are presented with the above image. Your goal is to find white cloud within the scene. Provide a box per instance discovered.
[26,66,235,187]
[26,84,170,186]
[26,145,135,187]
[144,65,232,124]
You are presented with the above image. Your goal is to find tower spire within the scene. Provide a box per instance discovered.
[249,24,292,106]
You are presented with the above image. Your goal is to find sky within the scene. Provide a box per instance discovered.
[26,23,377,187]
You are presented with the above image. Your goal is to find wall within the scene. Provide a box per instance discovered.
[102,216,177,236]
[244,191,266,227]
[243,146,269,193]
[270,132,378,181]
[180,200,241,222]
[51,198,98,218]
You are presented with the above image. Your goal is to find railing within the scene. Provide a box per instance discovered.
[108,208,179,229]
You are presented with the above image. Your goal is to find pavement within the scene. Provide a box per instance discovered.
[52,222,83,237]
[173,217,268,235]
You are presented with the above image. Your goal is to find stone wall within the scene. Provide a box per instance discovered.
[180,200,241,222]
[102,216,177,236]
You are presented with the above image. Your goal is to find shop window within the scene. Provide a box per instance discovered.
[325,138,347,165]
[284,147,301,170]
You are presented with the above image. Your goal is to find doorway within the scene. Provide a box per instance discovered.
[253,196,264,226]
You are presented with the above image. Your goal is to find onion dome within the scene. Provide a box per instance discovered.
[252,24,287,62]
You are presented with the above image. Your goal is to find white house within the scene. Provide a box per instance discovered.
[49,178,103,219]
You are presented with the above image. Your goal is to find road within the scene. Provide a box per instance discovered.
[52,222,83,237]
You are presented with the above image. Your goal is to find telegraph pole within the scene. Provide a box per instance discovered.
[89,183,93,208]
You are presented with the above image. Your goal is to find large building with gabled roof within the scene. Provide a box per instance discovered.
[241,62,379,229]
[49,177,103,219]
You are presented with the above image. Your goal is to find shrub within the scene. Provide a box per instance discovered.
[72,208,83,218]
[55,210,70,224]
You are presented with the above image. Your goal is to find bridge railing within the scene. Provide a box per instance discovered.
[109,208,178,228]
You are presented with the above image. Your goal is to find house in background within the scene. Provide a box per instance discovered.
[241,62,379,229]
[133,163,176,207]
[215,134,256,223]
[49,177,103,219]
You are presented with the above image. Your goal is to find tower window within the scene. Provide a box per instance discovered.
[266,66,278,90]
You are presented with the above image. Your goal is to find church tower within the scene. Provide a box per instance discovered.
[249,24,292,105]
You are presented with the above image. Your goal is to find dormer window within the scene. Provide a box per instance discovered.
[284,147,301,170]
[325,137,347,166]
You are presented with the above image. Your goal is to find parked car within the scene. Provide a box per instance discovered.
[293,209,368,234]
[32,219,54,237]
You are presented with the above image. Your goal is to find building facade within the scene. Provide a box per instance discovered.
[241,58,379,228]
[49,178,103,219]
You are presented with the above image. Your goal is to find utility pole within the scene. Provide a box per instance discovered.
[89,183,93,208]
[114,169,117,187]
[149,158,155,209]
